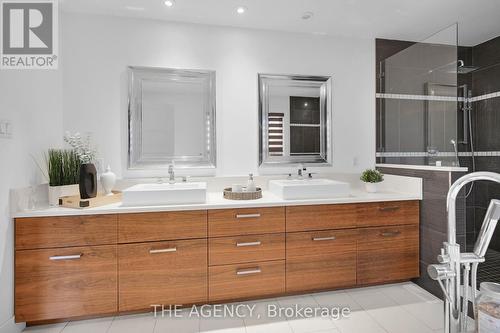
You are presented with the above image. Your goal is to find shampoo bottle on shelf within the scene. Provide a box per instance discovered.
[246,173,257,192]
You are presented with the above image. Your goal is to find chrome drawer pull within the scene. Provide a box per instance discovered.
[380,231,401,237]
[236,268,261,276]
[236,213,261,219]
[236,241,262,247]
[312,236,336,242]
[149,247,177,254]
[49,254,82,261]
[379,206,400,212]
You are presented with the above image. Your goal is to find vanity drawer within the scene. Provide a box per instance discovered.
[286,204,357,232]
[286,229,357,292]
[15,215,118,250]
[209,260,285,302]
[357,224,419,285]
[118,211,207,243]
[209,233,285,266]
[118,239,207,312]
[15,245,117,322]
[208,207,285,237]
[356,200,419,227]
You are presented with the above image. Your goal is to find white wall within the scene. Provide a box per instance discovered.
[0,70,62,331]
[62,13,375,177]
[0,12,375,329]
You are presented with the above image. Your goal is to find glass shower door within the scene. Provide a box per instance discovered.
[377,24,459,166]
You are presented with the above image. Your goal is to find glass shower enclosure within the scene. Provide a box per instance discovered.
[377,24,459,166]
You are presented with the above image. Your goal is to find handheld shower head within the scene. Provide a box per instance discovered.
[474,199,500,257]
[450,140,459,167]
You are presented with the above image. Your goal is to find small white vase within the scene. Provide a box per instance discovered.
[365,182,379,193]
[100,165,116,195]
[48,184,79,207]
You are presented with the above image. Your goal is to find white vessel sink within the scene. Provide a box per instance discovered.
[269,178,351,200]
[122,182,207,206]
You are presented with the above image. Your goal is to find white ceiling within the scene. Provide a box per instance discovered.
[61,0,500,46]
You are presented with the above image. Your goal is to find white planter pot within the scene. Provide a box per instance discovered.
[364,182,379,193]
[48,184,79,207]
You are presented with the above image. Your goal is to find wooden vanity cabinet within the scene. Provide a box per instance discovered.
[15,215,118,323]
[209,260,285,302]
[208,207,285,237]
[356,200,419,227]
[357,224,419,285]
[118,239,208,311]
[286,229,357,293]
[14,199,420,324]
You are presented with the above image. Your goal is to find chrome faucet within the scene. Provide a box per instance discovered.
[167,164,175,184]
[297,164,306,179]
[427,172,500,333]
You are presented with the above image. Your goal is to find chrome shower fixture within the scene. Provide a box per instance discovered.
[450,139,460,167]
[428,172,500,333]
[457,60,479,74]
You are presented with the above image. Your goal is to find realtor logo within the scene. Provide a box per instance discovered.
[1,0,58,69]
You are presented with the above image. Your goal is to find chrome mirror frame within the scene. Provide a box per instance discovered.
[128,66,216,170]
[258,73,333,167]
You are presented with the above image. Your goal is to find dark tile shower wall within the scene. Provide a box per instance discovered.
[466,36,500,252]
[377,167,467,298]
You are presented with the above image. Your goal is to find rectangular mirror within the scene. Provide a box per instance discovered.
[128,66,216,170]
[258,73,332,166]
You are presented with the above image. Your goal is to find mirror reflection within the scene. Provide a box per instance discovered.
[259,74,332,166]
[128,67,216,170]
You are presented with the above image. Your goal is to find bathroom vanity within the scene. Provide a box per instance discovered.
[14,197,420,324]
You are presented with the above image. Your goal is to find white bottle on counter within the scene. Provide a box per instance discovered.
[246,173,257,192]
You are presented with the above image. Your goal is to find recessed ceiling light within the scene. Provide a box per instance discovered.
[164,0,175,8]
[236,6,247,14]
[302,11,314,20]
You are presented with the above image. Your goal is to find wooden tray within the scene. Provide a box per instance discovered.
[223,187,262,200]
[59,191,122,209]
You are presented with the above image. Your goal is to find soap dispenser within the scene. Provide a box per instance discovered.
[246,173,257,192]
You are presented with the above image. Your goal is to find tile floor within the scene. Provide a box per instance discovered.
[23,282,470,333]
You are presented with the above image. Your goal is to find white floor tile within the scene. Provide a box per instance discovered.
[23,323,68,333]
[367,306,434,333]
[199,316,246,333]
[333,310,387,333]
[378,284,428,306]
[287,316,337,333]
[107,313,157,333]
[243,300,285,325]
[245,320,292,333]
[402,283,439,302]
[63,317,114,333]
[277,295,318,308]
[154,316,200,333]
[312,291,363,312]
[402,300,444,330]
[347,288,398,311]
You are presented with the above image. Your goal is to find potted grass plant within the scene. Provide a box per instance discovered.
[46,149,80,206]
[360,169,384,193]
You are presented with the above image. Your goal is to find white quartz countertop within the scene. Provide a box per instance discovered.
[13,188,421,218]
